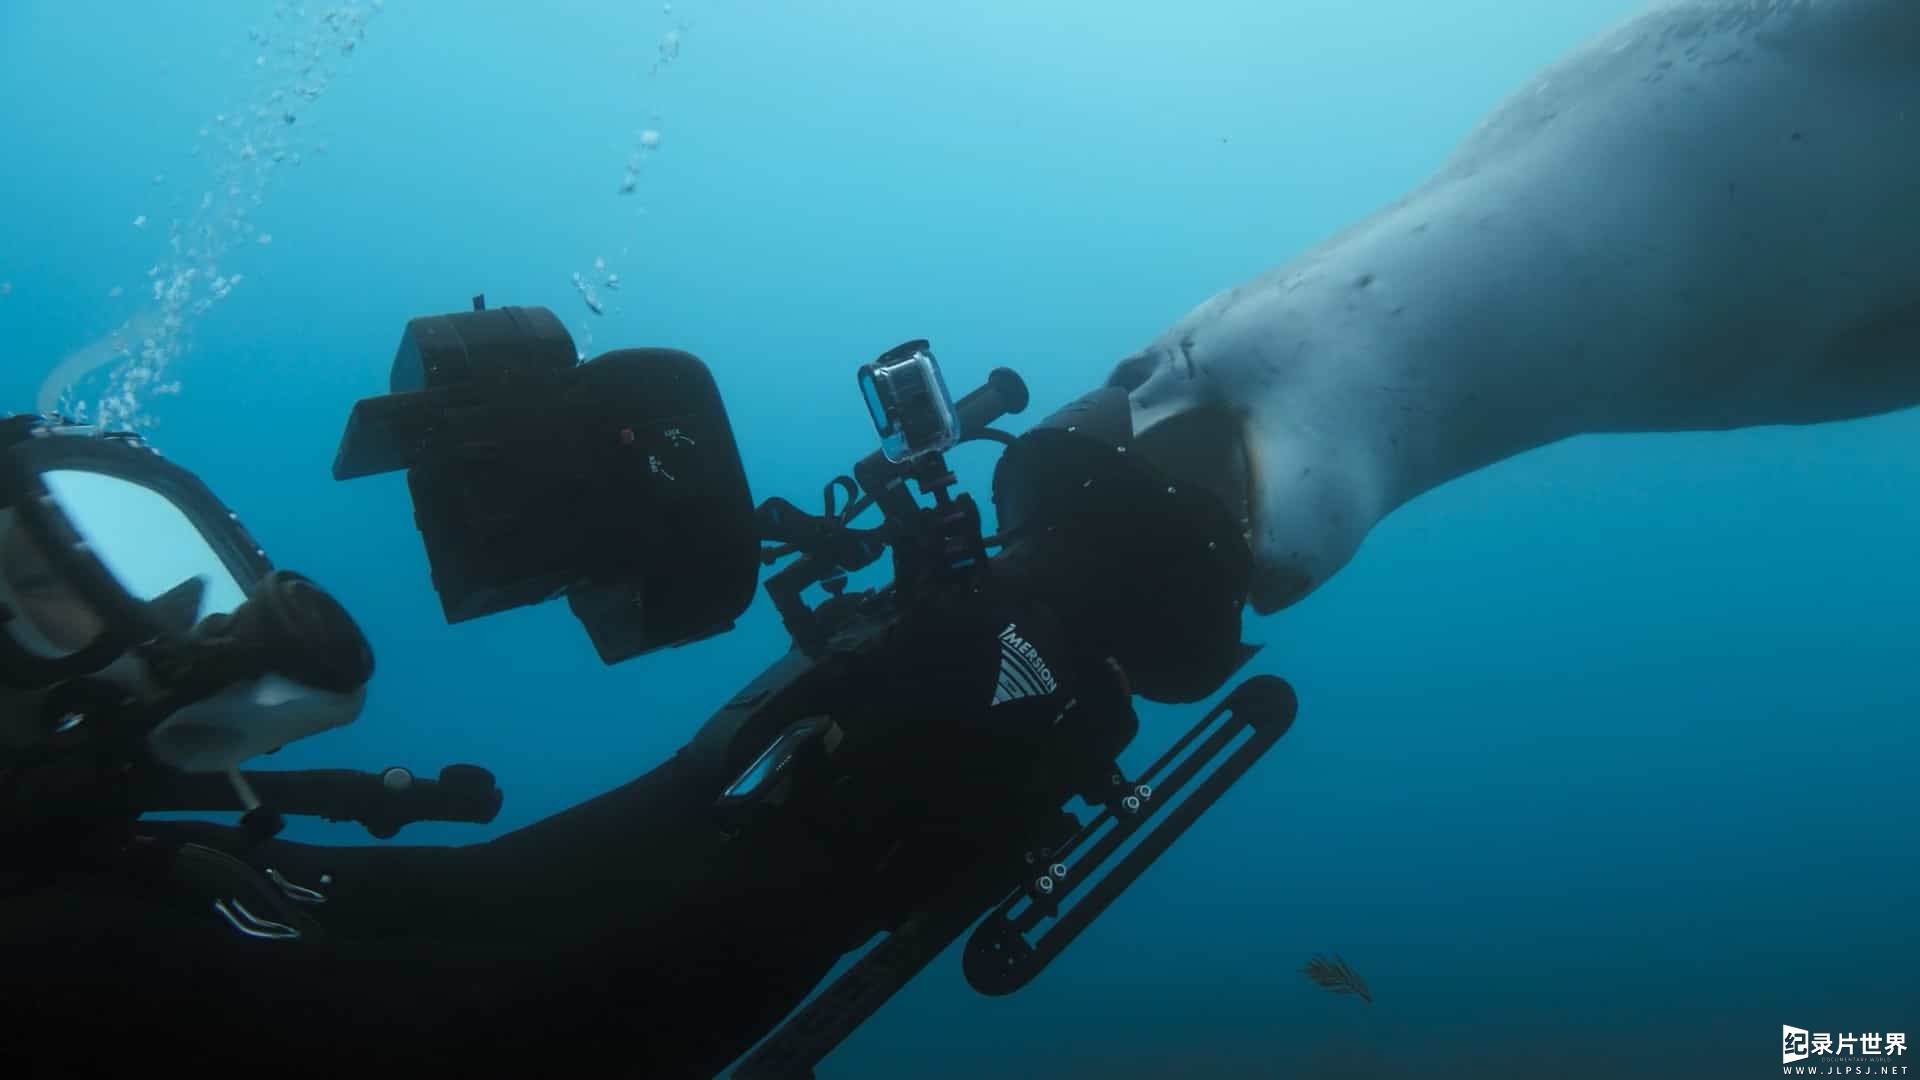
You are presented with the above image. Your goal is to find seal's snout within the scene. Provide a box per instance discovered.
[1249,562,1315,616]
[1106,339,1342,617]
[1129,402,1252,538]
[1106,347,1165,395]
[1110,342,1257,597]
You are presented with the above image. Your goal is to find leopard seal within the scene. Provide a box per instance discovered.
[1111,0,1920,613]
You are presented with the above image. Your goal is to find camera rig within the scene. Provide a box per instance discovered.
[330,299,1300,1078]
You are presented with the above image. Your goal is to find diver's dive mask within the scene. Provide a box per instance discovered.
[0,416,372,775]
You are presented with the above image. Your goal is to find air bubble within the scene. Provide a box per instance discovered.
[66,0,385,430]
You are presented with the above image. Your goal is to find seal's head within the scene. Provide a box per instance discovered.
[1106,321,1390,616]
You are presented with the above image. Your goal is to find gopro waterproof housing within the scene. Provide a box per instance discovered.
[332,301,758,665]
[859,340,959,465]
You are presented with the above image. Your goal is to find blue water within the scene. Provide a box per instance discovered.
[3,3,1915,1077]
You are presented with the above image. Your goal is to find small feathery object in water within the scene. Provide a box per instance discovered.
[1301,953,1372,1005]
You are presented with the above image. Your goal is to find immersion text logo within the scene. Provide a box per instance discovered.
[1784,1024,1909,1074]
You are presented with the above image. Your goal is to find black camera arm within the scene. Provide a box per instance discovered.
[753,367,1029,654]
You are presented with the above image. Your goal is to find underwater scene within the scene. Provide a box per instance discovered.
[1,2,1915,1077]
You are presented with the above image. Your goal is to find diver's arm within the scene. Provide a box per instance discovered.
[0,576,1111,1076]
[0,630,950,1074]
[0,740,862,1077]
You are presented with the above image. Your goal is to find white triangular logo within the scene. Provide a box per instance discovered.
[991,623,1057,707]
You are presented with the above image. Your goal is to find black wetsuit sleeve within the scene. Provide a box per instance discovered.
[0,579,1129,1078]
[0,745,858,1078]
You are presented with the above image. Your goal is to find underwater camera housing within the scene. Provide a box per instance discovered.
[858,340,959,465]
[328,299,1301,1074]
[332,300,759,664]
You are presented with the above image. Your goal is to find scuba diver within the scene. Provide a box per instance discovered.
[0,300,1298,1078]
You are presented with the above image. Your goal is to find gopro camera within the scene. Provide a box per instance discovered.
[858,340,960,465]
